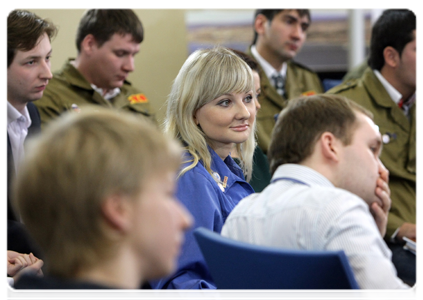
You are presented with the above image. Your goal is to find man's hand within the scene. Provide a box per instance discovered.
[396,222,416,242]
[370,162,391,237]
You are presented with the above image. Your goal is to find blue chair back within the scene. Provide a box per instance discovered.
[322,78,343,92]
[194,227,359,289]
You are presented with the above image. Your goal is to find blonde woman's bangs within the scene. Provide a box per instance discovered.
[203,55,254,103]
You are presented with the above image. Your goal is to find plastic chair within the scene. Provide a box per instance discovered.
[193,227,359,289]
[322,78,343,92]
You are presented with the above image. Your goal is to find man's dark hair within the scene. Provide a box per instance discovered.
[7,10,57,68]
[368,9,416,71]
[75,9,144,53]
[251,9,310,45]
[268,94,373,175]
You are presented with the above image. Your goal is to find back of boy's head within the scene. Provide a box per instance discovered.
[75,9,144,53]
[13,108,181,278]
[268,94,372,175]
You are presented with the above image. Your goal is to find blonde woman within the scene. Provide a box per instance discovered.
[151,47,256,289]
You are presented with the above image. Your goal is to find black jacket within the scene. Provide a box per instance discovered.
[6,275,154,300]
[7,102,42,257]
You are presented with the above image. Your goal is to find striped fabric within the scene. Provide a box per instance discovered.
[222,164,408,289]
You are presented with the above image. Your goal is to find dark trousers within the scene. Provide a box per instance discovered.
[387,241,416,287]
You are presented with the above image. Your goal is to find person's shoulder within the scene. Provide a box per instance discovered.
[320,185,368,211]
[6,275,153,300]
[288,60,318,75]
[120,80,149,99]
[41,64,79,98]
[325,78,361,94]
[47,59,76,84]
[224,192,260,217]
[179,153,214,183]
[5,275,49,300]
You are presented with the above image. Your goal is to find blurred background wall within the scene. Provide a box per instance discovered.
[28,9,386,125]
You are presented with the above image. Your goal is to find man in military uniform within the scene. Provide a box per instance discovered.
[327,10,416,286]
[35,9,155,126]
[247,9,323,153]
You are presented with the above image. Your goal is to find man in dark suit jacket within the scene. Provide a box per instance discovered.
[7,9,57,269]
[8,103,42,256]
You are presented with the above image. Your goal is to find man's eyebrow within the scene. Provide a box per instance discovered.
[24,49,53,60]
[113,48,139,54]
[283,14,310,29]
[283,14,299,22]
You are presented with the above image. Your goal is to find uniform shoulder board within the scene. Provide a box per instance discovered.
[289,60,316,73]
[327,78,359,93]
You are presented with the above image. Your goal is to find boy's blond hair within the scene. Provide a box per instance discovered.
[13,108,182,278]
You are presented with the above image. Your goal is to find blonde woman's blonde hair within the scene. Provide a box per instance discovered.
[164,46,256,182]
[13,108,182,278]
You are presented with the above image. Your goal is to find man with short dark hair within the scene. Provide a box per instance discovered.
[327,9,416,285]
[222,94,408,289]
[247,9,323,153]
[7,9,57,282]
[34,9,155,126]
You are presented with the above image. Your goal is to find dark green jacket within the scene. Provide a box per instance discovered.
[247,49,323,153]
[327,67,416,238]
[35,59,156,127]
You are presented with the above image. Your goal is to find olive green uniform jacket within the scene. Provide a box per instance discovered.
[35,59,156,127]
[342,61,368,82]
[247,49,324,153]
[326,67,416,238]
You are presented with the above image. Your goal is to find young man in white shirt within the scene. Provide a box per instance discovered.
[222,94,408,289]
[7,9,57,284]
[326,9,416,285]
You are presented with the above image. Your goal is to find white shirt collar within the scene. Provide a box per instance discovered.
[91,84,121,100]
[251,45,287,80]
[373,70,402,105]
[7,101,31,128]
[273,164,334,188]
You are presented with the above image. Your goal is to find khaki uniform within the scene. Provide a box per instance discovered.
[326,67,416,238]
[247,49,323,153]
[342,61,368,81]
[35,59,156,127]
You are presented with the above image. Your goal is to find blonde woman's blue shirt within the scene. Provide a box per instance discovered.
[150,146,254,289]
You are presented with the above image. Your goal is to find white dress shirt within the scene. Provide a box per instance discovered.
[222,164,408,289]
[7,102,32,174]
[91,84,120,100]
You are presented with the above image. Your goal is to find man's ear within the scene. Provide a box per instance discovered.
[80,34,98,55]
[101,194,132,233]
[383,46,400,68]
[319,132,341,163]
[254,14,268,37]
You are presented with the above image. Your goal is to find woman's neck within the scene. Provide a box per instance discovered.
[209,141,235,160]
